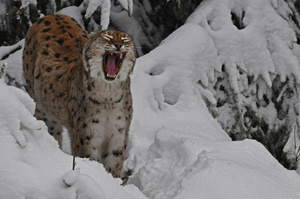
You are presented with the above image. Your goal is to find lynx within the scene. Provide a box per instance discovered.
[23,14,136,177]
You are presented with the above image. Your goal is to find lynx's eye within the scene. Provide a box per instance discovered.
[102,33,113,41]
[121,36,131,43]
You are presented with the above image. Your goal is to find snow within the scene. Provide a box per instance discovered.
[185,0,300,158]
[117,0,133,16]
[1,0,300,198]
[83,0,111,29]
[19,0,37,8]
[186,0,299,96]
[82,0,133,30]
[123,11,300,198]
[0,73,146,199]
[57,6,86,27]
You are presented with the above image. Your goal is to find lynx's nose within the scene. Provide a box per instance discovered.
[114,44,122,51]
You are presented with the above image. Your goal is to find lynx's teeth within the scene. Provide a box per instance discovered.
[106,73,116,78]
[120,52,123,59]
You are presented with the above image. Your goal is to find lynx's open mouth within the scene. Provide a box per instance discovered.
[103,51,126,81]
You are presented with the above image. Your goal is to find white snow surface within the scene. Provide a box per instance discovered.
[1,0,300,198]
[125,20,300,199]
[0,76,146,199]
[82,0,133,29]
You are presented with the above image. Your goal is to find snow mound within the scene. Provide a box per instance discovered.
[0,40,25,89]
[0,78,146,199]
[123,2,300,198]
[183,0,300,167]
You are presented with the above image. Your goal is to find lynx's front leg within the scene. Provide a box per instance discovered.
[100,89,133,177]
[73,107,131,177]
[101,123,129,177]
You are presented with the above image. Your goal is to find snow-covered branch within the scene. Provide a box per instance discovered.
[82,0,133,29]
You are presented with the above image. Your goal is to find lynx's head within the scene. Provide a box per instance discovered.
[83,30,136,83]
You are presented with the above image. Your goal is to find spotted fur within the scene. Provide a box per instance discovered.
[23,14,136,178]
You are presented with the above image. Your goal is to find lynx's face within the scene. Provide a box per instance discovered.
[83,30,136,83]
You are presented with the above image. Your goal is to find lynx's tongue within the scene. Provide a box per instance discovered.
[103,51,125,80]
[106,54,118,77]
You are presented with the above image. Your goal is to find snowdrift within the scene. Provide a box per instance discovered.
[0,77,146,199]
[124,20,300,199]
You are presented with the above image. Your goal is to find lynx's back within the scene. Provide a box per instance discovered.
[23,15,88,125]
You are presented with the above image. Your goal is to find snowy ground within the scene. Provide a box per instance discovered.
[1,0,300,198]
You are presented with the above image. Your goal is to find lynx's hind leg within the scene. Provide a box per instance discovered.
[35,107,63,147]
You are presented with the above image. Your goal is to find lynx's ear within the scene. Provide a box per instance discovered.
[89,32,97,37]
